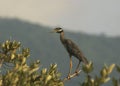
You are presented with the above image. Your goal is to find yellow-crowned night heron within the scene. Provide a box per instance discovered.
[52,27,88,78]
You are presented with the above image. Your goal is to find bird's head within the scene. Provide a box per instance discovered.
[52,27,63,33]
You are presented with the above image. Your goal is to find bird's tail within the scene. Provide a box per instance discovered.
[78,53,89,65]
[82,56,89,65]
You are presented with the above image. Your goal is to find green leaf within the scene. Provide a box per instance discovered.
[107,64,115,74]
[116,65,120,73]
[82,61,93,74]
[112,77,119,86]
[100,68,107,77]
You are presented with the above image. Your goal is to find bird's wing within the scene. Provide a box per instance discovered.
[64,39,80,54]
[64,39,88,64]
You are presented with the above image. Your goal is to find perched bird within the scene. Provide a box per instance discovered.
[52,27,88,78]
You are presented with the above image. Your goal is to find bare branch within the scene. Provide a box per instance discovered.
[63,70,82,82]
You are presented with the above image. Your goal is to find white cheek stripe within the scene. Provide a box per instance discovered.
[59,29,63,32]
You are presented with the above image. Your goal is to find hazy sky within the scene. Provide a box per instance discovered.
[0,0,120,36]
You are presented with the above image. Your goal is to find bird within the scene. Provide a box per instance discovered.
[52,27,88,78]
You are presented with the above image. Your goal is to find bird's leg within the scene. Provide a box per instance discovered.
[75,60,80,74]
[67,55,72,79]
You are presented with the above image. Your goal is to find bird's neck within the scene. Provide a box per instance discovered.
[60,31,65,43]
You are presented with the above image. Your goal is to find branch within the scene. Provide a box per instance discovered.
[63,70,82,82]
[3,62,14,68]
[0,59,4,68]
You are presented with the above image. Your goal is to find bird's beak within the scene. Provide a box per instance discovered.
[50,29,57,33]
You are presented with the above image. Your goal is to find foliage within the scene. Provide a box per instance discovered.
[81,62,120,86]
[0,39,119,86]
[112,65,120,86]
[0,40,64,86]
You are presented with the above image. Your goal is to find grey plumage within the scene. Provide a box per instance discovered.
[62,38,88,64]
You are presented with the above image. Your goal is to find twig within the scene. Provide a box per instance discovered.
[118,78,120,86]
[3,62,14,68]
[63,70,82,82]
[0,59,4,68]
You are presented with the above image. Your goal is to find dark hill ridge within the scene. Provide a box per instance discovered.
[0,18,120,86]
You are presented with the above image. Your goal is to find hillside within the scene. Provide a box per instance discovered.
[0,18,120,86]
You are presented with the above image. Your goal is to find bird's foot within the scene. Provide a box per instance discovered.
[75,70,80,76]
[67,74,71,80]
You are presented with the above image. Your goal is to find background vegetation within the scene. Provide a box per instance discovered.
[0,40,119,86]
[0,40,63,86]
